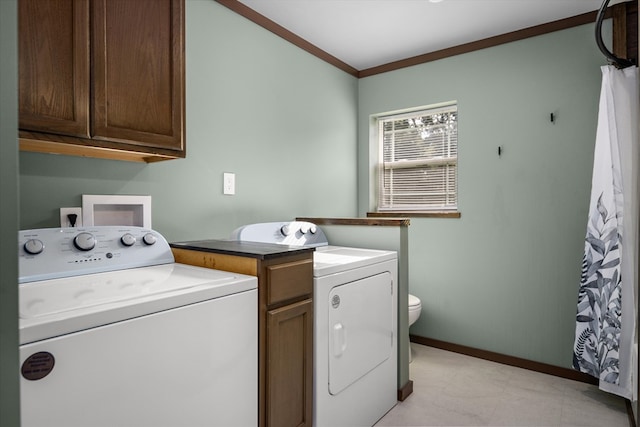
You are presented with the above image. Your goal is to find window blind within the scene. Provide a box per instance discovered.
[378,104,458,211]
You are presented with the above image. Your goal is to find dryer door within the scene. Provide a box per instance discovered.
[328,271,393,395]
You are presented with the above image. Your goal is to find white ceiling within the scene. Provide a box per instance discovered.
[237,0,617,70]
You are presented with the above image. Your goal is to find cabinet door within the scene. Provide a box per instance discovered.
[92,0,184,151]
[18,0,90,137]
[266,299,313,427]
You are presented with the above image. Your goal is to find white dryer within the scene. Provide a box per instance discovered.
[231,221,398,427]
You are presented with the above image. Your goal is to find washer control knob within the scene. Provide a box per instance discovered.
[121,233,136,247]
[300,224,309,234]
[74,232,96,251]
[143,233,157,246]
[24,239,44,255]
[280,225,291,236]
[309,225,317,234]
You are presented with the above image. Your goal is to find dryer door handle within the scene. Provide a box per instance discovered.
[332,322,347,358]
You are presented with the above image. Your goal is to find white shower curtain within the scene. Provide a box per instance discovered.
[573,65,639,400]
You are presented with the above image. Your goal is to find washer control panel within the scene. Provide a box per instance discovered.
[230,221,329,247]
[19,226,174,283]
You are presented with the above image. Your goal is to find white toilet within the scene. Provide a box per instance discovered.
[408,294,422,326]
[408,294,422,363]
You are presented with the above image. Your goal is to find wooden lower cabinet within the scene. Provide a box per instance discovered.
[171,245,313,427]
[266,299,313,427]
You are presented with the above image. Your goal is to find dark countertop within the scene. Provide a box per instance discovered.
[170,239,315,260]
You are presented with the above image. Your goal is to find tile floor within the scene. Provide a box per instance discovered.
[375,343,631,427]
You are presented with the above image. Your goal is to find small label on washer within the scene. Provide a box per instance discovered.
[331,295,340,309]
[21,352,55,381]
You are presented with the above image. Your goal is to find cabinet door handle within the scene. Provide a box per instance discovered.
[332,323,347,357]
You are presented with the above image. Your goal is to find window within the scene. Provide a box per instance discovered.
[375,103,458,213]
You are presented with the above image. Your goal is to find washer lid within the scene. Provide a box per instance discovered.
[19,263,257,345]
[313,246,397,277]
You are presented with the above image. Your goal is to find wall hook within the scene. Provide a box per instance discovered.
[550,112,555,123]
[498,146,502,157]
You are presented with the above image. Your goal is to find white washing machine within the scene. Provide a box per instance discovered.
[18,226,258,427]
[231,221,398,427]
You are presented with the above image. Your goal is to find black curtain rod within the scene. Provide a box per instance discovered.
[595,0,634,69]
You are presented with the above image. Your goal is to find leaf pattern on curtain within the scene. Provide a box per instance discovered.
[573,192,622,385]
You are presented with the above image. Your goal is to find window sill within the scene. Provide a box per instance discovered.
[297,217,410,227]
[367,211,461,219]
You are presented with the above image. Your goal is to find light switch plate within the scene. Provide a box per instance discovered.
[223,173,236,195]
[60,207,83,228]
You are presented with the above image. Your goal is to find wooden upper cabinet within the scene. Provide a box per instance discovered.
[18,0,185,162]
[18,0,90,138]
[92,0,184,151]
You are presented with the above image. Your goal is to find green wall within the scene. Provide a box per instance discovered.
[358,23,609,368]
[0,0,20,424]
[19,0,359,240]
